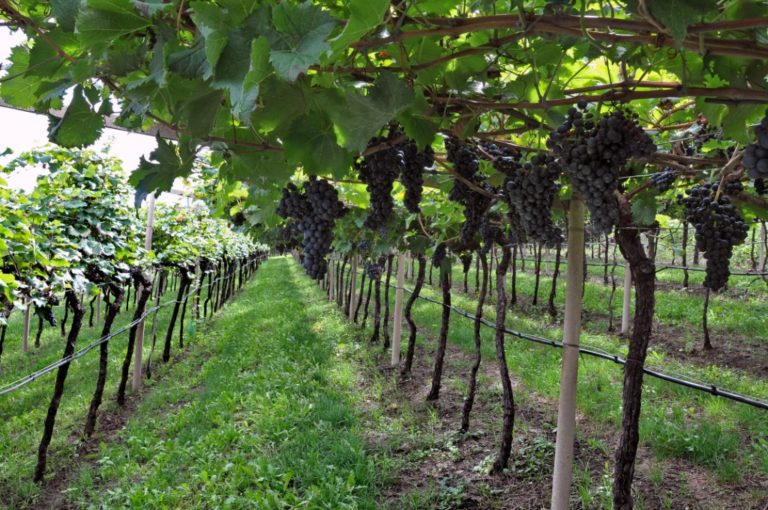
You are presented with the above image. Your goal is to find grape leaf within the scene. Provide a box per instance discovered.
[646,0,717,47]
[129,137,194,207]
[631,189,659,226]
[331,0,389,51]
[75,0,151,46]
[283,111,353,177]
[189,1,229,77]
[331,72,414,152]
[268,3,337,81]
[51,0,81,32]
[0,47,42,109]
[47,86,104,148]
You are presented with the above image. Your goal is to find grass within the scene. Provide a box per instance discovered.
[58,257,388,509]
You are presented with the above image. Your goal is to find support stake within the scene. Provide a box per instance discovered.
[550,197,586,510]
[621,263,632,334]
[133,193,156,391]
[391,252,406,366]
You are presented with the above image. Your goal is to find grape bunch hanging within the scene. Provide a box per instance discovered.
[445,137,493,248]
[484,145,526,245]
[679,182,748,291]
[357,134,404,230]
[277,177,346,279]
[548,104,656,233]
[651,168,677,193]
[364,260,382,280]
[506,153,563,246]
[399,138,435,213]
[743,111,768,195]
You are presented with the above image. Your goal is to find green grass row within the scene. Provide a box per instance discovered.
[58,257,385,509]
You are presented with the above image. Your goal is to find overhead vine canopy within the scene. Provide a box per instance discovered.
[2,0,768,215]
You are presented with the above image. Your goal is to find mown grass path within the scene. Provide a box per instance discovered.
[56,257,381,509]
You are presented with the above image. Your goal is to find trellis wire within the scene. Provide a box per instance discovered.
[385,281,768,411]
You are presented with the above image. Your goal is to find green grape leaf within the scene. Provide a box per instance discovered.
[129,137,195,208]
[168,39,211,79]
[268,3,337,81]
[190,1,229,76]
[47,86,104,148]
[75,0,152,46]
[283,111,353,177]
[631,189,659,226]
[331,72,414,152]
[331,0,389,51]
[175,85,223,138]
[0,46,40,109]
[220,150,293,183]
[51,0,81,31]
[226,35,271,123]
[646,0,718,47]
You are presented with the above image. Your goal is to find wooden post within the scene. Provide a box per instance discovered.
[621,263,632,334]
[348,256,357,320]
[22,302,31,353]
[551,198,586,510]
[761,222,767,271]
[391,252,406,366]
[133,193,156,391]
[96,293,102,325]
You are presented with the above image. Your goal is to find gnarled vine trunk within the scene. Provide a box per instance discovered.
[117,270,153,406]
[163,267,191,363]
[35,291,84,483]
[84,285,125,437]
[460,251,488,433]
[401,254,425,377]
[426,261,451,401]
[613,192,656,510]
[490,245,514,474]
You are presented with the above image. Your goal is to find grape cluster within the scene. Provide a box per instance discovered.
[306,176,346,219]
[276,183,310,218]
[483,144,527,245]
[506,153,563,246]
[460,253,473,274]
[364,260,382,280]
[357,135,404,230]
[276,177,346,279]
[480,142,521,178]
[548,104,655,233]
[432,242,448,267]
[445,137,493,248]
[651,168,677,192]
[274,221,301,253]
[399,139,435,213]
[37,304,57,326]
[679,183,748,291]
[743,112,768,181]
[756,178,766,196]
